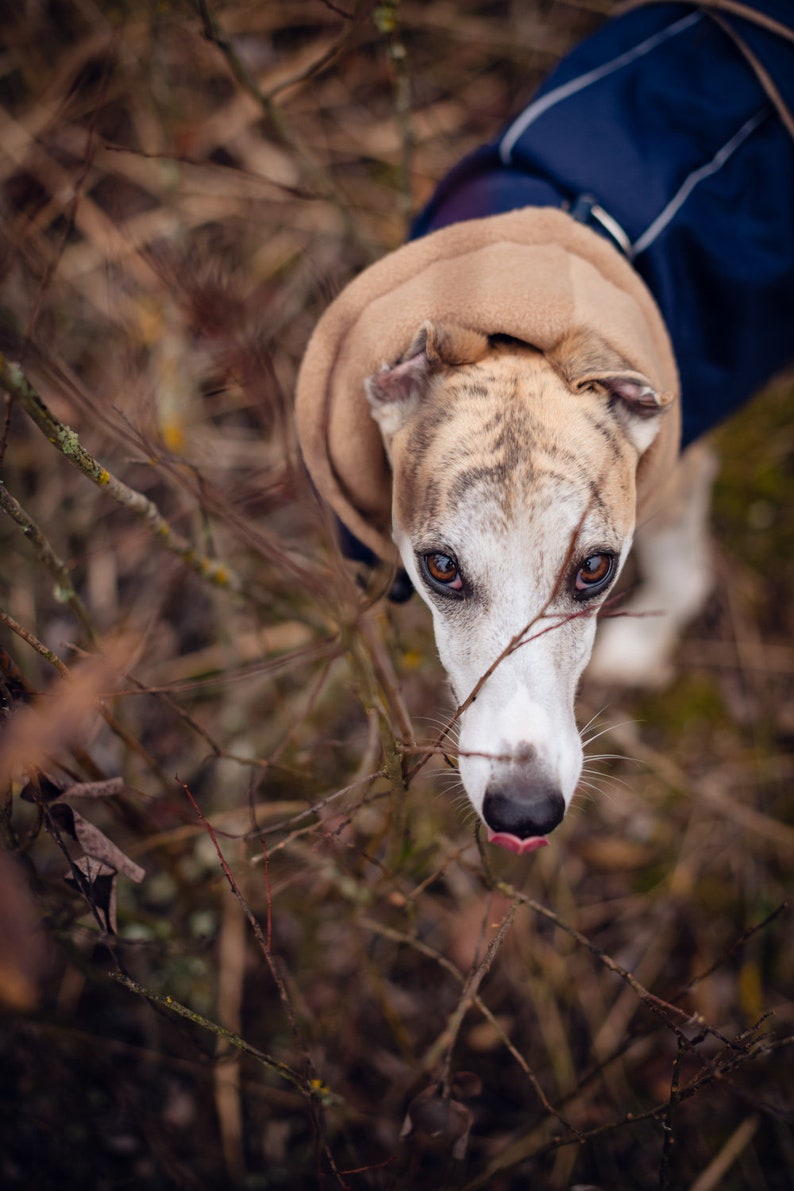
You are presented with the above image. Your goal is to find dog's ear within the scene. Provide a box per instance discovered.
[366,321,489,446]
[588,371,671,455]
[549,330,674,454]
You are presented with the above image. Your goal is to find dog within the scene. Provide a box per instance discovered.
[364,319,712,854]
[296,1,794,854]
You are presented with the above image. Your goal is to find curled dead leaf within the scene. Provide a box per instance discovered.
[68,809,145,883]
[64,857,118,934]
[47,801,144,934]
[399,1078,480,1161]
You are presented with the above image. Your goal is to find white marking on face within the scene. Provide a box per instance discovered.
[395,470,634,843]
[368,331,661,844]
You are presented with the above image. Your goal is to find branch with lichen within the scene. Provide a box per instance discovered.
[0,479,97,644]
[110,971,309,1094]
[0,355,241,593]
[0,608,70,677]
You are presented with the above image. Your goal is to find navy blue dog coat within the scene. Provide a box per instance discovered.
[413,0,794,448]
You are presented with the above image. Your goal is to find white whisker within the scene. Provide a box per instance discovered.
[578,704,611,739]
[582,752,640,765]
[580,766,634,791]
[579,717,639,749]
[575,775,619,807]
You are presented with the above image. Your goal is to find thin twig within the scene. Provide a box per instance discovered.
[0,607,70,676]
[659,1034,690,1190]
[463,1029,789,1189]
[178,776,348,1186]
[360,914,575,1133]
[0,479,97,643]
[194,0,366,254]
[374,0,414,226]
[672,901,788,1002]
[0,356,241,592]
[110,970,307,1092]
[428,899,519,1086]
[178,778,309,1045]
[503,881,736,1051]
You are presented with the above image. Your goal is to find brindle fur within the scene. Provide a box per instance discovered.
[366,322,711,851]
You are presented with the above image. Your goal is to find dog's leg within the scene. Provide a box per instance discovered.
[587,440,718,688]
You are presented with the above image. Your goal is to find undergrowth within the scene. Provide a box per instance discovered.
[0,3,791,1188]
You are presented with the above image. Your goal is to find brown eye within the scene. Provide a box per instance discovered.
[574,552,615,599]
[422,551,463,593]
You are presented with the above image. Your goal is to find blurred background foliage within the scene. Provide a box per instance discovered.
[0,1,792,1187]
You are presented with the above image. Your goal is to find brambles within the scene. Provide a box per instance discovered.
[0,3,792,1188]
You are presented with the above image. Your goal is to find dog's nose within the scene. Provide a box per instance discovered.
[482,778,565,839]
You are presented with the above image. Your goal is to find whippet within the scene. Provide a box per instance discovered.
[296,2,794,853]
[365,321,712,853]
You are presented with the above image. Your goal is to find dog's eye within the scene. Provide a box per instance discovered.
[421,551,463,593]
[574,552,615,599]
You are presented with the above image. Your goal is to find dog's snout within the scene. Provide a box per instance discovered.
[482,775,565,839]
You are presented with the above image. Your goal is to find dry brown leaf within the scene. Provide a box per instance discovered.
[69,809,145,884]
[64,857,118,934]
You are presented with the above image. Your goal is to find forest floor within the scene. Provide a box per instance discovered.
[0,2,792,1188]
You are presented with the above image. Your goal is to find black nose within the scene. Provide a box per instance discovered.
[483,779,565,839]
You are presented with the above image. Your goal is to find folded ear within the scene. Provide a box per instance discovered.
[365,321,489,447]
[549,329,674,454]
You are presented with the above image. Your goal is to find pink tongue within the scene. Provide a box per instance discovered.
[487,830,549,855]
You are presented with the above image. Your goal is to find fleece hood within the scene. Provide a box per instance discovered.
[295,207,680,563]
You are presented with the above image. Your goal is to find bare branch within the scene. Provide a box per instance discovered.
[0,356,242,593]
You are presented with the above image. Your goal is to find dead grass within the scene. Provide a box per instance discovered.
[0,2,792,1188]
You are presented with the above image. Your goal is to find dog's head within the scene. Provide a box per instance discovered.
[366,321,673,853]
